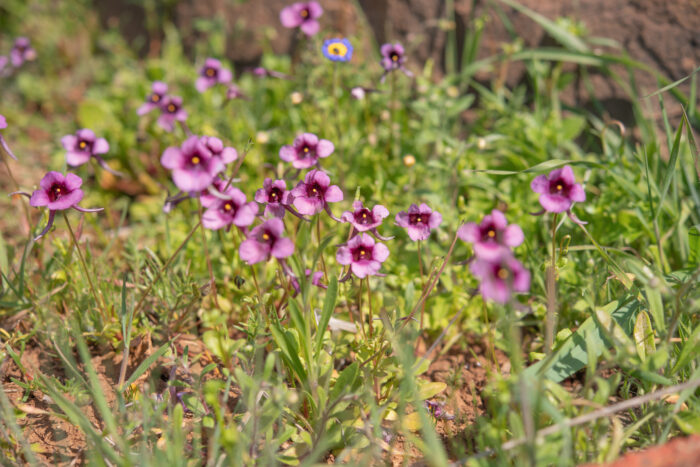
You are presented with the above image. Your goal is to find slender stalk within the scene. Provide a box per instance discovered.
[3,159,32,234]
[544,213,558,354]
[198,205,218,307]
[357,278,366,339]
[417,240,426,330]
[317,216,328,280]
[63,212,107,321]
[366,277,373,338]
[389,71,398,158]
[250,264,266,323]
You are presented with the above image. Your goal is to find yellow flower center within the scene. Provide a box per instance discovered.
[300,8,309,18]
[487,230,496,238]
[391,53,399,61]
[223,203,232,211]
[362,212,367,218]
[191,156,200,164]
[329,42,348,57]
[497,268,509,279]
[262,233,270,241]
[359,249,366,256]
[151,94,160,102]
[311,187,318,194]
[556,184,563,191]
[79,141,87,149]
[303,147,310,152]
[205,68,215,77]
[55,187,61,193]
[416,216,422,223]
[167,104,176,112]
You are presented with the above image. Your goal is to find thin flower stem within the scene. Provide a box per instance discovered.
[63,212,108,321]
[198,205,219,307]
[417,240,426,330]
[544,213,558,354]
[250,264,266,323]
[366,277,373,339]
[389,71,397,158]
[3,159,32,234]
[317,216,328,281]
[357,278,366,340]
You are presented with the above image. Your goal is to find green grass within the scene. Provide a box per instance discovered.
[1,0,699,465]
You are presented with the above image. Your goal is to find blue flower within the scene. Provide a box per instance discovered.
[322,38,353,62]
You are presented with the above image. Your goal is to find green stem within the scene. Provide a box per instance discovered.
[366,277,373,338]
[544,213,558,354]
[63,212,107,321]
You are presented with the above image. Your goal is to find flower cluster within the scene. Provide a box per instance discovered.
[280,1,323,36]
[138,81,188,132]
[61,128,122,176]
[0,37,36,75]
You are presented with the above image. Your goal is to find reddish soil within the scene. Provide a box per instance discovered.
[583,434,700,467]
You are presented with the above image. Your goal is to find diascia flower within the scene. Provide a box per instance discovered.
[395,203,442,241]
[291,169,343,217]
[322,38,353,62]
[340,200,393,240]
[470,255,530,304]
[380,42,412,81]
[255,178,293,218]
[279,133,334,169]
[23,172,103,240]
[10,37,36,67]
[161,136,224,192]
[61,129,121,176]
[336,233,389,278]
[157,95,188,132]
[195,58,233,93]
[202,186,258,231]
[201,136,238,165]
[457,209,524,261]
[0,114,17,160]
[530,165,586,213]
[138,81,168,116]
[280,1,323,36]
[239,218,294,264]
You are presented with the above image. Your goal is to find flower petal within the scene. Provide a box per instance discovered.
[271,237,294,258]
[530,174,549,194]
[316,139,334,158]
[539,194,571,213]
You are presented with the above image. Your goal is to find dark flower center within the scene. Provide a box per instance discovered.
[269,187,282,202]
[189,153,204,166]
[49,183,67,202]
[409,212,428,225]
[300,8,309,18]
[549,178,569,195]
[352,246,372,261]
[355,208,373,225]
[300,144,314,155]
[481,223,498,242]
[78,139,91,151]
[390,51,399,62]
[205,67,216,78]
[222,202,234,212]
[307,182,323,198]
[150,93,161,103]
[259,230,274,244]
[166,103,177,113]
[496,267,509,280]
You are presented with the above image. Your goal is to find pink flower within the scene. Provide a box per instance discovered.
[10,37,36,67]
[379,42,412,82]
[341,201,389,232]
[202,186,258,231]
[25,172,102,240]
[239,218,295,264]
[280,1,323,36]
[161,136,225,193]
[226,84,248,100]
[195,58,233,93]
[291,170,343,217]
[279,133,334,169]
[530,165,585,213]
[157,95,188,132]
[336,234,389,278]
[138,81,168,116]
[255,178,293,218]
[201,136,238,165]
[395,203,442,241]
[470,255,530,304]
[457,209,524,261]
[61,128,121,175]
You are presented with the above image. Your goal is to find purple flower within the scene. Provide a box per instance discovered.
[380,42,412,81]
[25,172,103,240]
[0,114,17,160]
[10,37,36,67]
[157,95,188,132]
[322,38,353,62]
[425,400,455,421]
[291,170,343,217]
[341,201,391,239]
[470,255,530,304]
[251,67,291,80]
[195,58,233,93]
[239,218,295,264]
[457,210,524,261]
[202,186,258,231]
[530,165,586,213]
[138,81,168,116]
[279,133,334,169]
[336,234,389,278]
[255,178,293,218]
[395,203,442,241]
[161,136,224,193]
[226,84,248,100]
[280,1,323,36]
[201,136,238,165]
[290,269,326,296]
[61,129,121,175]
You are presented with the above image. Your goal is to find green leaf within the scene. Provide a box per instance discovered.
[315,275,338,358]
[633,310,656,361]
[418,381,447,400]
[643,285,666,334]
[330,361,358,402]
[675,412,700,435]
[654,116,684,222]
[122,341,171,390]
